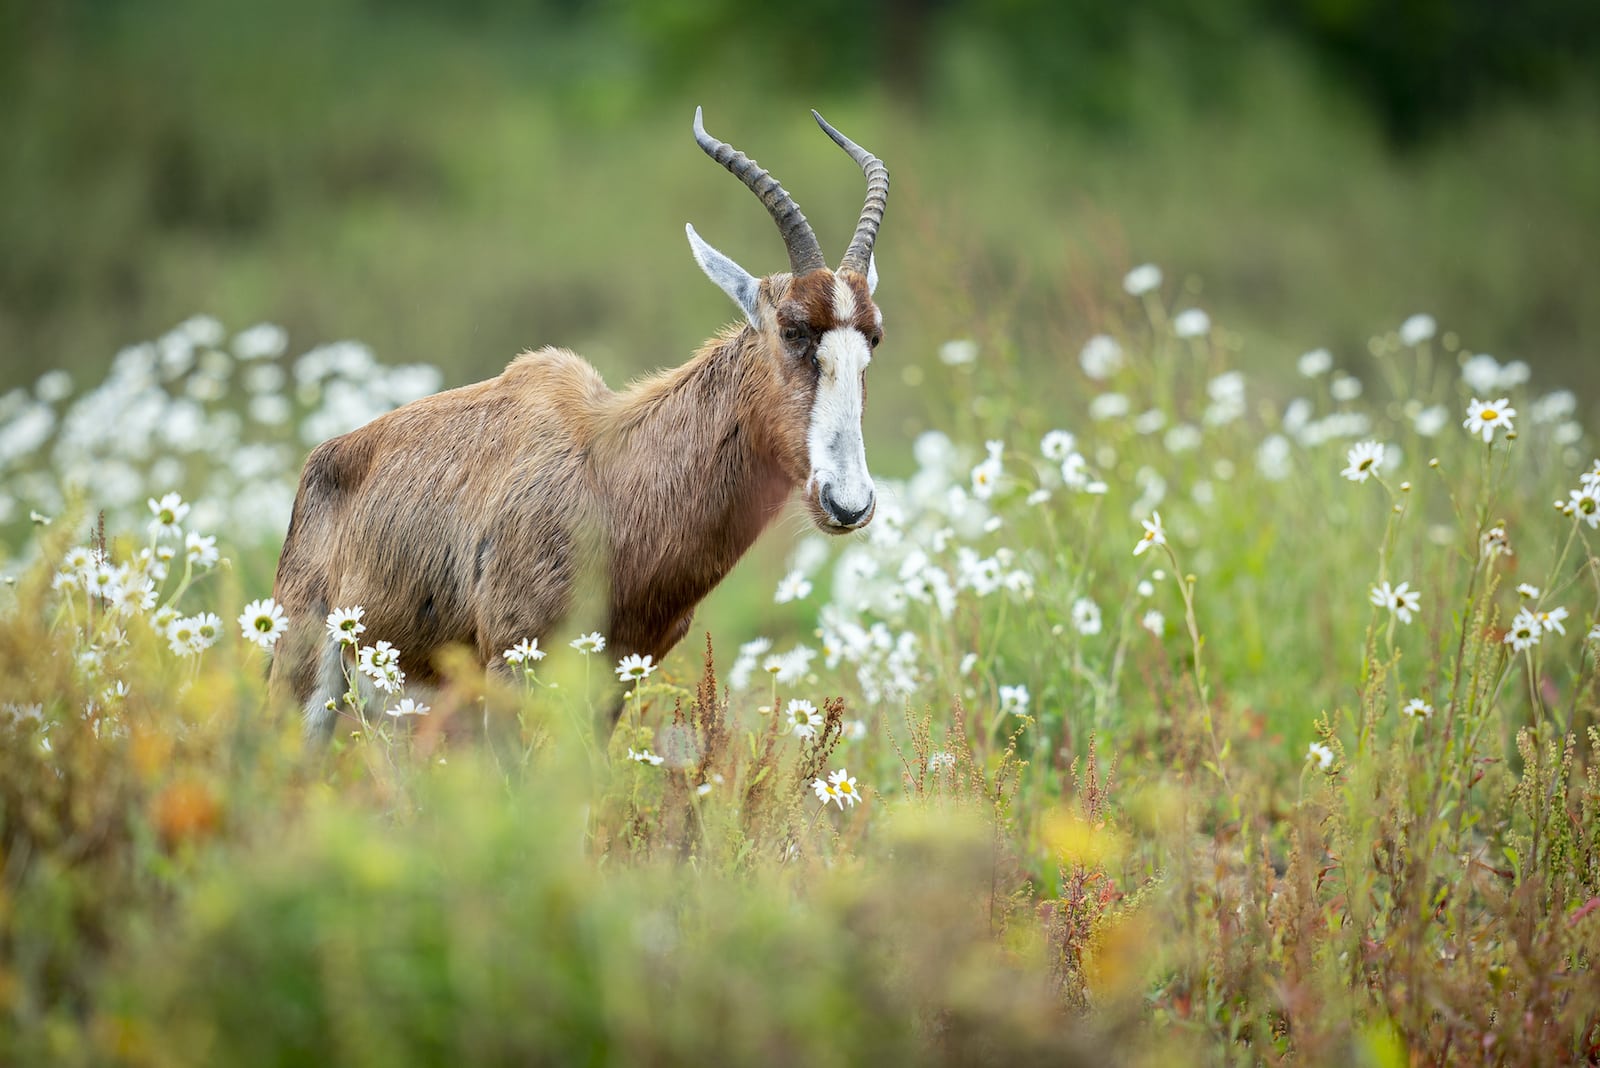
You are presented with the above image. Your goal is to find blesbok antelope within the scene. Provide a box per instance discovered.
[270,107,889,735]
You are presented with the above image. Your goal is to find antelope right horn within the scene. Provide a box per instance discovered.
[694,107,827,276]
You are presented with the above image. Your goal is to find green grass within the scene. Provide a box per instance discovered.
[4,10,1600,1059]
[3,271,1599,1063]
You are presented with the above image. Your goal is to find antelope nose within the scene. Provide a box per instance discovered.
[821,486,874,528]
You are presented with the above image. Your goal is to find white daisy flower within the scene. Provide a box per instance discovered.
[233,322,288,360]
[1481,526,1512,558]
[1004,569,1034,598]
[1172,308,1210,338]
[147,546,175,582]
[1402,698,1433,720]
[1399,313,1436,346]
[998,684,1029,716]
[87,563,122,602]
[185,531,219,569]
[371,664,405,694]
[1134,408,1167,435]
[970,456,1001,499]
[570,632,606,654]
[503,638,546,665]
[112,576,158,616]
[615,653,656,683]
[147,492,190,540]
[957,551,1004,597]
[774,570,813,605]
[1071,597,1102,636]
[811,776,837,804]
[764,645,816,685]
[1041,429,1076,462]
[1369,581,1422,624]
[1516,583,1540,599]
[928,751,956,771]
[1341,441,1385,483]
[234,598,286,649]
[1133,512,1166,557]
[151,605,179,635]
[1078,335,1123,379]
[35,368,73,401]
[1060,451,1090,489]
[166,615,203,657]
[191,613,221,650]
[1164,424,1202,453]
[1307,742,1334,769]
[63,545,99,578]
[1089,393,1130,421]
[385,698,430,717]
[1141,609,1165,636]
[938,339,978,366]
[1330,375,1363,402]
[1297,348,1333,377]
[1538,606,1568,636]
[786,698,822,739]
[1413,405,1448,437]
[1569,485,1600,529]
[827,768,861,808]
[1461,353,1503,394]
[1529,390,1577,424]
[628,748,665,766]
[1463,398,1516,443]
[358,641,402,692]
[325,606,366,645]
[1503,609,1541,652]
[970,440,1004,500]
[842,719,867,741]
[1123,263,1162,296]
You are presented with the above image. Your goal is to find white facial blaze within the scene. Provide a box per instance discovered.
[832,277,857,322]
[807,325,874,522]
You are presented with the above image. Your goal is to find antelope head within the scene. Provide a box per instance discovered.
[686,107,888,535]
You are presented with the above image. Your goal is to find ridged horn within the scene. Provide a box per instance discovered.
[811,110,889,275]
[694,106,826,276]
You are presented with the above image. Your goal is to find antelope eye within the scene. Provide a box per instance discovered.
[781,325,806,344]
[869,333,882,349]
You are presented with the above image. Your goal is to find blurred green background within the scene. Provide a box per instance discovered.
[3,0,1599,422]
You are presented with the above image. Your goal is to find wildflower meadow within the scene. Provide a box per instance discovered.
[3,268,1599,1064]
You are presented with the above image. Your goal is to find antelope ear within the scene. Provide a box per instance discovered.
[866,253,879,295]
[686,224,759,327]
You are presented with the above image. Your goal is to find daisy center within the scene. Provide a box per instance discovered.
[1481,408,1498,420]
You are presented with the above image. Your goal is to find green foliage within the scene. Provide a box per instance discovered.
[4,0,1600,422]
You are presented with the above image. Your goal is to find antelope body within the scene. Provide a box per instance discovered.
[270,108,889,735]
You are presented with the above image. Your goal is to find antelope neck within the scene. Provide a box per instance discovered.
[596,330,794,570]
